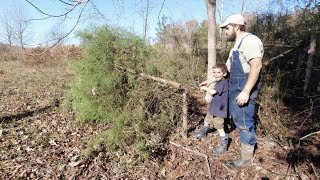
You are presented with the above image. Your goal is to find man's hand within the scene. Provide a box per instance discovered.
[235,89,250,106]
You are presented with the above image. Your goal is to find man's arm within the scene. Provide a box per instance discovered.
[236,57,262,106]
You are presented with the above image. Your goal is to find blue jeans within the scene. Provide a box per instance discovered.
[229,97,256,145]
[229,74,261,146]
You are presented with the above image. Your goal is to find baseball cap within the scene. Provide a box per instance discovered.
[220,14,245,28]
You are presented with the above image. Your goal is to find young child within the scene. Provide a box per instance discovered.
[192,64,229,155]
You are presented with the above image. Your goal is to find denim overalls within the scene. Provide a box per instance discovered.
[229,34,262,146]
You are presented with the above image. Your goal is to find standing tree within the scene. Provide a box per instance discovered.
[0,5,32,49]
[13,5,32,49]
[204,0,217,103]
[217,0,225,48]
[0,9,14,46]
[205,0,217,79]
[48,22,66,46]
[303,34,317,95]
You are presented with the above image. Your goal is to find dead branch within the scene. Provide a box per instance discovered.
[116,63,201,91]
[292,105,320,118]
[263,48,295,66]
[182,92,188,138]
[169,141,212,179]
[59,0,75,6]
[309,161,319,179]
[299,131,320,141]
[25,0,81,18]
[139,73,181,89]
[264,44,297,48]
[157,0,166,21]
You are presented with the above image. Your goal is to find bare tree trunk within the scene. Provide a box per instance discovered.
[1,10,14,46]
[205,0,217,79]
[295,47,307,79]
[303,35,317,95]
[205,0,217,102]
[217,0,224,49]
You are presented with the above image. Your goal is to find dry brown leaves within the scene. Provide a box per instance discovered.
[0,59,318,179]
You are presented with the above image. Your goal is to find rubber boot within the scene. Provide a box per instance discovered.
[212,134,229,155]
[224,143,254,170]
[192,124,209,139]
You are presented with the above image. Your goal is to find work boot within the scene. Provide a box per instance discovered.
[224,143,254,170]
[192,124,209,139]
[212,134,229,155]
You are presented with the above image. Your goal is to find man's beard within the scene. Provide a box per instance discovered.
[226,30,236,42]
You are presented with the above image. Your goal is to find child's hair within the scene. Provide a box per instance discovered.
[213,64,228,74]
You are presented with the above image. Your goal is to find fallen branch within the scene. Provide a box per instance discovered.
[139,73,181,89]
[299,131,320,141]
[115,63,182,89]
[263,48,295,66]
[169,141,212,179]
[115,63,199,91]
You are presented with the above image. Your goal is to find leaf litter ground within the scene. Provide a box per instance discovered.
[0,60,318,179]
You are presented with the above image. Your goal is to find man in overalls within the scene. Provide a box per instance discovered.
[200,14,263,169]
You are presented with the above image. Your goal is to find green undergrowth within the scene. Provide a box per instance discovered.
[64,26,183,158]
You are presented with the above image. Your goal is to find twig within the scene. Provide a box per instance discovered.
[309,161,319,179]
[299,131,320,141]
[25,0,81,18]
[299,113,312,129]
[24,0,91,54]
[169,141,212,179]
[157,0,166,21]
[294,164,302,180]
[285,163,292,179]
[292,105,320,119]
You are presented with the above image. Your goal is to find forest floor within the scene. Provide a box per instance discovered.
[0,59,319,179]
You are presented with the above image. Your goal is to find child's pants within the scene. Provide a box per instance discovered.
[204,113,224,129]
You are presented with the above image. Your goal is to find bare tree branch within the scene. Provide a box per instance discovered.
[58,0,74,6]
[26,0,90,55]
[25,0,81,18]
[157,0,166,21]
[299,131,320,141]
[263,48,295,66]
